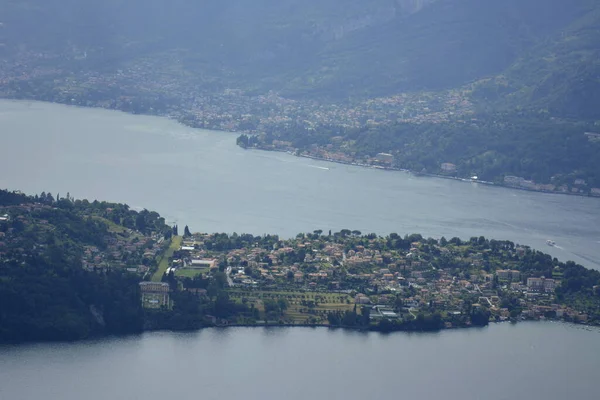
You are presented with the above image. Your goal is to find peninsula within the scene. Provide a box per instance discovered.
[1,189,598,343]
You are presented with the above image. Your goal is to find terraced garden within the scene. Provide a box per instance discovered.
[227,289,355,324]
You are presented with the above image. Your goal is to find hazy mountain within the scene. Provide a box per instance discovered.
[302,0,594,96]
[2,0,599,113]
[472,2,600,119]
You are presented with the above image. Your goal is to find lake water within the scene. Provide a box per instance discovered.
[0,100,599,269]
[0,323,599,400]
[1,100,600,399]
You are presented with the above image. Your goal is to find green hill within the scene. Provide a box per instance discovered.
[0,190,171,342]
[0,190,256,343]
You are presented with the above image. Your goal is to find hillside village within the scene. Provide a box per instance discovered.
[153,230,599,328]
[0,193,171,281]
[0,49,473,133]
[3,50,600,196]
[1,189,599,334]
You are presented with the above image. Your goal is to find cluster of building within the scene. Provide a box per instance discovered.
[503,175,600,196]
[0,51,65,88]
[81,231,164,275]
[1,49,473,145]
[526,276,556,293]
[156,232,594,326]
[3,51,599,198]
[0,203,55,260]
[0,201,167,280]
[165,238,219,277]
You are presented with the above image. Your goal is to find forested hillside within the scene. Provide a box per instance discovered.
[0,190,257,342]
[0,190,170,342]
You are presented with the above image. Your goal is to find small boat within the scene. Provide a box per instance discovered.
[546,240,556,246]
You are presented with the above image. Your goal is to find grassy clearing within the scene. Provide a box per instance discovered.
[152,236,182,282]
[175,267,209,278]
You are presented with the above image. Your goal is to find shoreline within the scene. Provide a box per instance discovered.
[2,96,597,200]
[3,318,597,346]
[242,146,599,200]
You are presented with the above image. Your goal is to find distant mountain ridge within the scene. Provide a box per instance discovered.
[472,2,600,119]
[1,0,599,116]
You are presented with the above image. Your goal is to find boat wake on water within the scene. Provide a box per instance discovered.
[565,250,600,270]
[544,240,600,269]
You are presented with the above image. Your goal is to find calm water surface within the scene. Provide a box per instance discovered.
[0,100,598,268]
[0,323,599,400]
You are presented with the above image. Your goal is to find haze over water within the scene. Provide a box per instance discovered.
[1,100,598,268]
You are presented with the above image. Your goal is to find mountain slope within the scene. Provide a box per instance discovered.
[472,3,600,119]
[3,0,597,103]
[283,0,593,98]
[0,190,172,342]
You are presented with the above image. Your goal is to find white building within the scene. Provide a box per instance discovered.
[497,269,520,282]
[527,276,556,293]
[139,282,170,308]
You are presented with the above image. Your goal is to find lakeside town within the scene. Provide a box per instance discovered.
[1,189,599,335]
[237,138,600,198]
[2,50,600,198]
[141,229,600,330]
[0,50,473,131]
[0,192,171,279]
